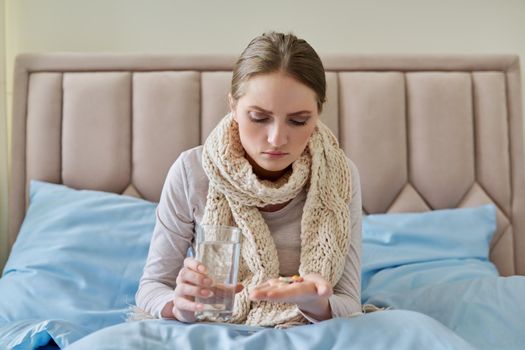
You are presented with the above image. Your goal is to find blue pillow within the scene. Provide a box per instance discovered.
[0,181,157,349]
[361,204,499,303]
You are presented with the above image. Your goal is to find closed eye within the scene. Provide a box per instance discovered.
[248,111,269,123]
[289,119,308,126]
[248,111,309,126]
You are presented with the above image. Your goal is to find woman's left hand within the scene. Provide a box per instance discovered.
[248,273,332,307]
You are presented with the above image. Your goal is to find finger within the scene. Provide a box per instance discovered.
[317,284,332,297]
[252,279,278,291]
[249,283,291,300]
[174,296,204,313]
[179,267,213,287]
[268,278,283,287]
[253,277,294,292]
[171,299,198,323]
[250,277,298,300]
[172,307,197,324]
[249,288,268,300]
[208,282,242,299]
[175,282,214,299]
[266,282,317,301]
[183,257,208,274]
[249,278,290,299]
[249,284,275,299]
[253,284,284,295]
[304,274,333,297]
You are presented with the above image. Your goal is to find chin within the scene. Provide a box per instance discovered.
[258,159,292,172]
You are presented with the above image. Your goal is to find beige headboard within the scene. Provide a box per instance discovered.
[9,53,524,276]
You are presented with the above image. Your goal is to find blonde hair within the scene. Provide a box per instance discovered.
[231,31,326,113]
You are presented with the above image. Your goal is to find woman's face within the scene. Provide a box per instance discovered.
[230,71,319,181]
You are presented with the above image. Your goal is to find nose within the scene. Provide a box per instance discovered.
[267,122,288,147]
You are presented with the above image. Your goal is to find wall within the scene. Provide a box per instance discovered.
[0,0,7,270]
[1,0,525,269]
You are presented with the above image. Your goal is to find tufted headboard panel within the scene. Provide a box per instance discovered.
[9,53,524,275]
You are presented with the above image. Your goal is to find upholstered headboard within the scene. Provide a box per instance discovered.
[9,53,524,276]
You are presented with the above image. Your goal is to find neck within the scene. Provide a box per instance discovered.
[259,199,293,212]
[246,153,290,181]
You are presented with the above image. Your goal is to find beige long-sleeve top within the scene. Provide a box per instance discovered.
[136,145,362,323]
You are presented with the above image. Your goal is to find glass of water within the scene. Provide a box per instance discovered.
[194,224,241,321]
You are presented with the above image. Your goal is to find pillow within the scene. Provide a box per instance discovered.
[0,180,157,349]
[361,204,499,302]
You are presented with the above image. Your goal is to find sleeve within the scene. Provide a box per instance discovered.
[299,158,363,323]
[135,153,196,319]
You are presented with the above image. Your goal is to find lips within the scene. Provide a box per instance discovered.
[263,151,288,156]
[262,151,289,159]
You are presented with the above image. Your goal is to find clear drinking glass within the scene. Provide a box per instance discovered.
[194,224,241,321]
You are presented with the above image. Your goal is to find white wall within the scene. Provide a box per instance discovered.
[1,0,525,269]
[0,0,7,270]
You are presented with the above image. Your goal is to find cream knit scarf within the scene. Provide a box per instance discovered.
[201,113,352,328]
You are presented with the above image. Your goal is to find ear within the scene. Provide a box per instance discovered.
[228,93,237,121]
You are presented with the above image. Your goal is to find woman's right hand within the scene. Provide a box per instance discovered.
[161,257,214,323]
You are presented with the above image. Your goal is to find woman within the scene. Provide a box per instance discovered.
[135,31,362,328]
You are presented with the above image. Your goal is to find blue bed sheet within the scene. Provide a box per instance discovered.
[22,275,518,350]
[0,319,88,350]
[64,310,475,350]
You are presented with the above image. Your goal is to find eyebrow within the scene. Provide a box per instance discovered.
[248,105,312,116]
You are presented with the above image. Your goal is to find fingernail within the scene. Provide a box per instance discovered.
[201,289,213,297]
[198,265,207,273]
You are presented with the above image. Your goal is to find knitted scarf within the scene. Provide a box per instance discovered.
[200,113,352,328]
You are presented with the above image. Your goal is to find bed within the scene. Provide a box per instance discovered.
[1,53,524,349]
